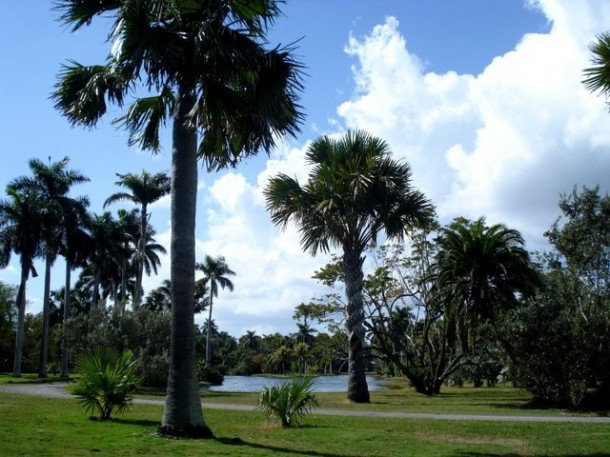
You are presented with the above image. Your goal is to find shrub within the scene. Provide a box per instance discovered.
[73,348,138,420]
[257,377,318,427]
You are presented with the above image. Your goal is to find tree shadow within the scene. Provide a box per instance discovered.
[453,453,610,457]
[109,417,160,427]
[215,436,361,457]
[491,401,610,417]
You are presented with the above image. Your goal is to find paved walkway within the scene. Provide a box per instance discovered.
[2,382,610,423]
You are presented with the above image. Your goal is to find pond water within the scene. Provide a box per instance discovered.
[202,375,385,393]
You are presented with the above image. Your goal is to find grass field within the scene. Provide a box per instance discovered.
[1,375,610,456]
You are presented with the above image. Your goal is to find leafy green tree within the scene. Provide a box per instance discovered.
[53,0,303,437]
[104,171,170,309]
[74,348,138,420]
[505,186,610,408]
[265,130,433,402]
[195,255,235,362]
[0,186,45,376]
[363,238,469,395]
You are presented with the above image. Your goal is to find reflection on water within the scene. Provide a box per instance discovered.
[202,375,385,393]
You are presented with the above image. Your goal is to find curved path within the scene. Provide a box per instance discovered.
[2,382,610,423]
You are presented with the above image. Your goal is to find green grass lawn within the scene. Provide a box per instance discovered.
[1,384,610,456]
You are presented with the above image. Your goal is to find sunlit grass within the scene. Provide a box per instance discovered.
[1,392,610,456]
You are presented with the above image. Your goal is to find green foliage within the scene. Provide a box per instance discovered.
[504,186,610,408]
[66,307,170,387]
[257,377,318,427]
[73,348,138,420]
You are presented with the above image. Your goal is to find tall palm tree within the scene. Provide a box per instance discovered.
[195,255,235,362]
[264,130,434,402]
[104,170,170,310]
[434,218,540,350]
[583,32,610,104]
[115,208,140,315]
[53,0,303,437]
[11,157,89,377]
[59,195,90,379]
[0,187,44,377]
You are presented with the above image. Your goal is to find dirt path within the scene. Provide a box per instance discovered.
[2,382,610,423]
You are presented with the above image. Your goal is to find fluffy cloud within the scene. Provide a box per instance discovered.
[338,0,610,248]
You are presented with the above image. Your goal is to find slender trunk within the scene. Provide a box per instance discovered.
[120,256,128,316]
[61,260,71,379]
[38,255,52,377]
[160,86,211,438]
[343,246,370,403]
[12,264,29,377]
[92,267,101,309]
[134,207,147,310]
[206,294,213,362]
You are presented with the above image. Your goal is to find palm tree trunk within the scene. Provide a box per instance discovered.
[61,260,71,379]
[160,86,211,438]
[343,247,370,403]
[38,255,52,377]
[134,207,147,310]
[120,256,128,316]
[12,264,28,377]
[206,295,213,362]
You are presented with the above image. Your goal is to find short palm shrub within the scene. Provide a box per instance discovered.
[257,377,318,427]
[73,348,138,420]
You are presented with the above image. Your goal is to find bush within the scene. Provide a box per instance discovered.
[199,361,225,385]
[257,377,318,427]
[73,348,138,420]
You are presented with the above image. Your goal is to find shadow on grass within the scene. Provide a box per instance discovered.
[454,453,610,457]
[215,436,361,457]
[107,418,160,427]
[491,401,610,417]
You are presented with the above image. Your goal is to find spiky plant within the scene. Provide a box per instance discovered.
[73,348,138,421]
[257,377,318,427]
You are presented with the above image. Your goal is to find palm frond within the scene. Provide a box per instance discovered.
[52,61,128,127]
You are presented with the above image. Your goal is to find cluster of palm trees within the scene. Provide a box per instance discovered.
[0,161,170,379]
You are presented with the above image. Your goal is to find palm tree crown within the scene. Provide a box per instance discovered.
[434,218,540,350]
[264,129,434,403]
[104,170,170,309]
[583,32,610,105]
[266,130,434,255]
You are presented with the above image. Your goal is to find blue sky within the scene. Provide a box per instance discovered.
[1,1,609,337]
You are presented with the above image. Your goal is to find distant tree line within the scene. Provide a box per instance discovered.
[1,161,609,410]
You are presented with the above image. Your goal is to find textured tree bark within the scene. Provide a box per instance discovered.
[12,265,28,377]
[343,246,370,403]
[160,87,212,438]
[133,205,147,310]
[206,295,213,362]
[38,256,52,377]
[61,260,71,379]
